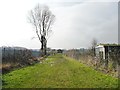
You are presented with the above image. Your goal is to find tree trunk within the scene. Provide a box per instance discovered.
[44,39,47,55]
[41,36,44,56]
[41,43,44,56]
[41,35,47,56]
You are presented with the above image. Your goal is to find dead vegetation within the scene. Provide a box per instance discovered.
[65,49,119,78]
[2,47,41,74]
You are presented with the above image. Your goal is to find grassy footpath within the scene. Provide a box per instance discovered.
[2,54,119,88]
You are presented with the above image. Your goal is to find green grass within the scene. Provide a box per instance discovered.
[2,54,119,88]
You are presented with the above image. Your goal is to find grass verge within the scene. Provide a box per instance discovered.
[2,54,119,88]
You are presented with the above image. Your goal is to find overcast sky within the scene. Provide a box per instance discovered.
[0,0,119,49]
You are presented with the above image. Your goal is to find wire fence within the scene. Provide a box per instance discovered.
[2,47,41,66]
[1,47,41,74]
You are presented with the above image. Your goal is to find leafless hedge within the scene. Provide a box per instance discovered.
[2,47,32,65]
[2,47,41,73]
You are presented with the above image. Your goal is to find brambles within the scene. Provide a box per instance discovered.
[2,47,39,73]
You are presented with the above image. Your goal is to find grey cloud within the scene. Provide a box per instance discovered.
[48,2,118,49]
[57,2,83,7]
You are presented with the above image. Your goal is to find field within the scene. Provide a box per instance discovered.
[2,54,119,88]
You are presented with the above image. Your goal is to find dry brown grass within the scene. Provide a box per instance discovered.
[2,63,17,74]
[78,55,119,78]
[2,58,41,74]
[3,62,20,67]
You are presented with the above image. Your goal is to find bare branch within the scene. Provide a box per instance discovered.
[27,4,55,55]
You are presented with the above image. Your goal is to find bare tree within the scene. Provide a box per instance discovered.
[28,4,55,56]
[91,38,98,57]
